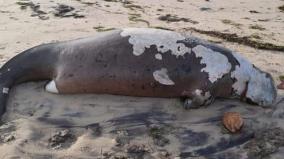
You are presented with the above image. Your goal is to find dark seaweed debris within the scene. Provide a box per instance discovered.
[53,4,85,18]
[200,7,212,11]
[150,26,174,31]
[48,129,76,149]
[187,28,284,52]
[128,13,150,26]
[93,26,116,32]
[104,0,143,11]
[249,24,266,31]
[158,14,199,24]
[249,10,260,14]
[75,0,96,6]
[16,0,49,20]
[278,5,284,12]
[123,4,143,11]
[221,19,242,28]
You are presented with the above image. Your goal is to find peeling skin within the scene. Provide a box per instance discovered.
[2,88,9,94]
[155,53,162,60]
[231,52,277,106]
[120,28,191,57]
[192,45,232,83]
[153,68,175,85]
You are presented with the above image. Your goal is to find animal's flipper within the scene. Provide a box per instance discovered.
[0,43,58,117]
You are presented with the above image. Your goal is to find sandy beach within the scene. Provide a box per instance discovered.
[0,0,284,158]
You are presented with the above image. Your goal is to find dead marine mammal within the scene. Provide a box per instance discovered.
[0,28,277,117]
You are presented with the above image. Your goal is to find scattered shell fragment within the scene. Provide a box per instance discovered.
[222,112,244,133]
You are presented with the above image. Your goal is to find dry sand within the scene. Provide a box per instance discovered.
[0,0,284,158]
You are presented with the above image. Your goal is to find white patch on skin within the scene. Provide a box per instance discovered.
[195,89,202,96]
[2,87,9,94]
[155,53,162,60]
[230,52,251,95]
[120,28,191,57]
[192,45,232,83]
[153,68,175,85]
[231,52,276,106]
[195,89,211,100]
[45,80,59,94]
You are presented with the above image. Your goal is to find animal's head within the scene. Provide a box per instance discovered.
[245,67,277,107]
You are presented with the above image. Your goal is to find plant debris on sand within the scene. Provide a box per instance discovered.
[249,24,266,31]
[150,26,174,31]
[48,129,76,149]
[158,14,199,24]
[187,28,284,51]
[128,13,150,26]
[278,5,284,12]
[93,26,116,32]
[52,4,85,18]
[221,19,242,28]
[16,0,48,20]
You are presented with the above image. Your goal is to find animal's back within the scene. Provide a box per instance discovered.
[53,29,208,97]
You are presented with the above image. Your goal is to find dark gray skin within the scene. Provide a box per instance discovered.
[0,28,277,117]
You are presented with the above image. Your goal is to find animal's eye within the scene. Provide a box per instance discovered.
[246,98,257,105]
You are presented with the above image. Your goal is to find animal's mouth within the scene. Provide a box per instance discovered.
[240,81,258,105]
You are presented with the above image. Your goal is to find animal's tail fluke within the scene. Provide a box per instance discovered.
[0,43,58,117]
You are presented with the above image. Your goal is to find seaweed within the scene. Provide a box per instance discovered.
[278,5,284,12]
[93,26,116,32]
[221,19,242,28]
[16,0,49,20]
[249,10,260,13]
[187,28,284,51]
[150,26,174,31]
[249,24,265,31]
[124,4,142,10]
[250,33,262,40]
[128,13,150,26]
[158,14,199,24]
